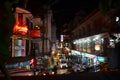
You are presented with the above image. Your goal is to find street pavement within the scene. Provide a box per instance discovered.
[0,68,68,76]
[0,69,120,80]
[57,68,68,74]
[0,68,32,76]
[56,71,120,80]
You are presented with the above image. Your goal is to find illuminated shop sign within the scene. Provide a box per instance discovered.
[97,56,105,62]
[61,35,64,42]
[14,39,26,57]
[71,50,81,55]
[95,44,101,51]
[81,52,86,56]
[85,53,96,58]
[30,30,40,37]
[13,22,28,35]
[94,40,101,51]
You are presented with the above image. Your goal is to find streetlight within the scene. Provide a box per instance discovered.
[115,16,119,22]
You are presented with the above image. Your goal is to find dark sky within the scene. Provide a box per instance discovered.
[26,0,99,27]
[50,0,99,27]
[49,0,99,37]
[25,0,99,38]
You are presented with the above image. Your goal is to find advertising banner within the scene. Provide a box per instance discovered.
[14,39,26,57]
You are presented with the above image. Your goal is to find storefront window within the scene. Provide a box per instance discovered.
[79,43,83,52]
[83,42,87,52]
[109,39,116,48]
[95,40,101,51]
[87,41,91,53]
[91,41,95,53]
[14,39,26,57]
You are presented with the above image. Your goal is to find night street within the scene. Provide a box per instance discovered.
[1,0,120,80]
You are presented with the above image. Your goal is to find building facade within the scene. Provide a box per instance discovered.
[71,9,120,69]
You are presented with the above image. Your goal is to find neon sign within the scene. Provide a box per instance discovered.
[13,22,28,35]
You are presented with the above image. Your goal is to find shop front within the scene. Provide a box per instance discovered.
[71,50,96,67]
[71,50,107,72]
[72,33,109,67]
[6,34,32,69]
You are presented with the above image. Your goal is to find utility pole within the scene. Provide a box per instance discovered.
[42,32,45,57]
[41,5,48,57]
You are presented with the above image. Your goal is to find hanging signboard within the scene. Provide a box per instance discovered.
[13,22,28,35]
[30,30,40,37]
[14,39,26,57]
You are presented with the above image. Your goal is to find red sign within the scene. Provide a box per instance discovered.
[30,58,37,69]
[30,30,40,37]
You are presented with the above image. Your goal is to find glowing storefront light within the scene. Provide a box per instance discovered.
[85,53,96,58]
[14,39,26,57]
[73,41,76,44]
[30,30,40,37]
[97,56,105,62]
[13,22,28,35]
[81,52,86,57]
[95,44,101,51]
[74,50,80,55]
[116,16,119,22]
[61,35,64,42]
